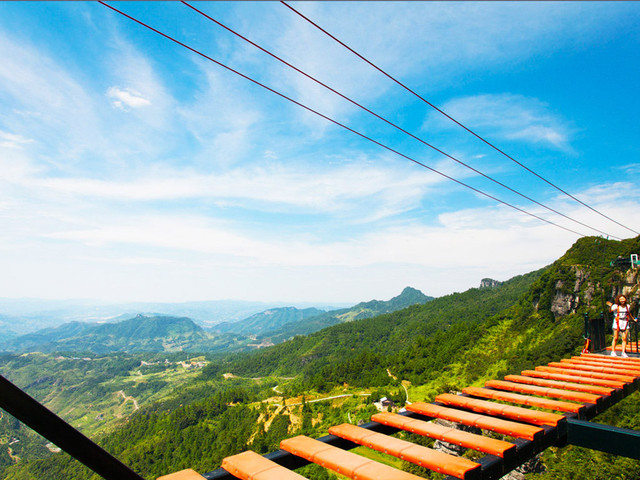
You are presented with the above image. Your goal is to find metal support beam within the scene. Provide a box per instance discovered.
[0,375,145,480]
[567,418,640,460]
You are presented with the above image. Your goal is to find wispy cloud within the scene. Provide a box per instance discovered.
[0,31,104,167]
[7,158,443,221]
[40,195,594,272]
[106,86,151,110]
[424,94,573,150]
[618,163,640,175]
[262,2,624,133]
[0,130,33,149]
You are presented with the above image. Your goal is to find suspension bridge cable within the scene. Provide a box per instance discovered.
[181,1,620,241]
[98,1,588,238]
[280,1,640,238]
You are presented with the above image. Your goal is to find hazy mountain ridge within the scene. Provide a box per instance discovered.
[212,274,540,380]
[259,286,434,343]
[0,298,348,335]
[1,288,430,354]
[0,316,223,354]
[213,307,326,335]
[3,321,97,352]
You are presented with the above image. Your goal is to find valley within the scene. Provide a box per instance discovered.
[1,237,640,479]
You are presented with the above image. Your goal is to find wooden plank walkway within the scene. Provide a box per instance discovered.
[160,353,640,480]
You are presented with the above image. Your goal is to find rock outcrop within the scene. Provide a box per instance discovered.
[480,278,503,289]
[542,265,640,318]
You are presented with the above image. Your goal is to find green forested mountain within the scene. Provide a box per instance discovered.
[1,321,96,352]
[213,307,326,335]
[261,286,434,343]
[214,287,432,342]
[2,236,640,480]
[1,315,247,354]
[204,275,536,385]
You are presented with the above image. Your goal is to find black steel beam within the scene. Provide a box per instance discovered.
[566,418,640,460]
[0,375,145,480]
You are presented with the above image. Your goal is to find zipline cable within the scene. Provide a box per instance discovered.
[280,1,640,238]
[182,1,620,241]
[98,1,588,238]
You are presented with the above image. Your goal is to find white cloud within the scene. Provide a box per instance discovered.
[81,255,176,266]
[38,199,579,272]
[175,66,263,168]
[262,1,624,135]
[4,174,639,302]
[0,31,105,166]
[425,94,572,150]
[618,163,640,175]
[577,182,640,208]
[0,149,40,181]
[106,86,151,110]
[0,130,33,149]
[507,125,567,147]
[19,159,440,220]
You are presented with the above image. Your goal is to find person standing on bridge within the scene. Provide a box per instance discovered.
[608,294,636,357]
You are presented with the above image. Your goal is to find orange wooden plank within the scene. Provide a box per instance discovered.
[157,469,205,480]
[522,369,626,389]
[485,380,601,405]
[581,353,640,364]
[564,360,640,377]
[435,393,565,426]
[222,451,307,480]
[280,435,426,480]
[406,402,543,441]
[572,356,640,371]
[558,359,640,376]
[503,375,613,397]
[283,435,368,477]
[536,366,635,384]
[328,423,481,480]
[372,412,516,459]
[462,386,584,414]
[548,361,640,378]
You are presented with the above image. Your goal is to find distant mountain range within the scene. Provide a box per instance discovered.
[0,287,432,354]
[0,316,217,354]
[0,298,351,338]
[256,287,433,343]
[213,307,326,336]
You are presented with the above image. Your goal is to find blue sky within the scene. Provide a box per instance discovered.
[1,2,639,304]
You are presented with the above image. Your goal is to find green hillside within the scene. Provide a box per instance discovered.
[2,236,640,480]
[1,315,253,354]
[205,273,537,387]
[261,286,434,343]
[214,307,326,336]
